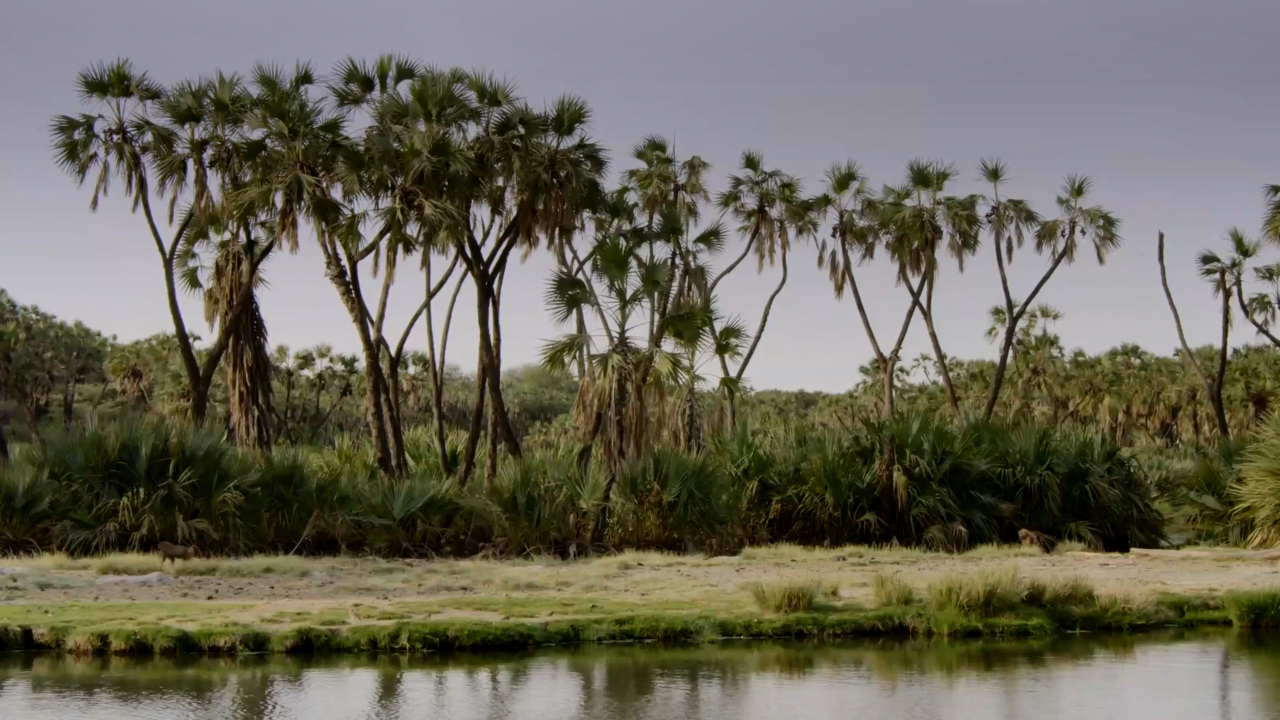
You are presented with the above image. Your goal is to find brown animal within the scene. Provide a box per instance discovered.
[1019,528,1057,554]
[157,541,197,569]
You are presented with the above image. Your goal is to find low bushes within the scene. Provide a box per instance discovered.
[0,414,1167,557]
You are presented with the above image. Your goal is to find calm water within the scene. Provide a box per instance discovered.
[3,633,1280,719]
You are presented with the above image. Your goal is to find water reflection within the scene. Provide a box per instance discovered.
[1,633,1278,719]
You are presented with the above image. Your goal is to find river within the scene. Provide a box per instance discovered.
[2,632,1278,719]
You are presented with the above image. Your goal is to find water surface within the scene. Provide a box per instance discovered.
[3,633,1279,719]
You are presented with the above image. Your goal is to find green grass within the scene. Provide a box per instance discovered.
[927,569,1025,617]
[1226,590,1280,628]
[1022,576,1097,608]
[0,582,1254,656]
[745,578,839,614]
[872,574,917,608]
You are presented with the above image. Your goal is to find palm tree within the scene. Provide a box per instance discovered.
[1157,229,1240,442]
[1264,184,1280,244]
[814,161,916,417]
[712,151,811,427]
[160,73,278,450]
[982,169,1119,421]
[876,160,981,417]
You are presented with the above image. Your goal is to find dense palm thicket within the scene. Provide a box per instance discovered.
[2,55,1279,556]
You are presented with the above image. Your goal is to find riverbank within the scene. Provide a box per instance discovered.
[1,544,1277,654]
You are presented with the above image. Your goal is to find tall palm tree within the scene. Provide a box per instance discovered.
[238,63,386,462]
[814,161,916,417]
[982,170,1120,421]
[1157,229,1239,442]
[161,73,278,450]
[712,151,811,427]
[876,159,981,416]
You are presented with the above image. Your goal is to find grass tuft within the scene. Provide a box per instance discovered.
[872,574,917,607]
[1226,589,1280,628]
[745,577,837,614]
[927,568,1024,617]
[1022,575,1097,608]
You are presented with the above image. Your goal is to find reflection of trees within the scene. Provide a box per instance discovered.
[0,633,1259,718]
[1227,631,1280,717]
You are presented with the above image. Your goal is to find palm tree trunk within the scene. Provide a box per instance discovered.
[423,260,465,475]
[460,357,487,486]
[474,282,521,458]
[139,195,205,421]
[726,242,790,428]
[282,370,294,441]
[983,245,1071,421]
[62,377,77,427]
[882,276,927,418]
[1157,231,1230,442]
[918,276,961,417]
[1212,275,1232,439]
[323,251,395,474]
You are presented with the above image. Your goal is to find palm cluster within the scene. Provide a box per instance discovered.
[8,53,1279,553]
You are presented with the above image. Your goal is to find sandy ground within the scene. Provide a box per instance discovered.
[1,545,1278,629]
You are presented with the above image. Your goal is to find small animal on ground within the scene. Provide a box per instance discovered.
[157,541,197,569]
[1018,528,1057,554]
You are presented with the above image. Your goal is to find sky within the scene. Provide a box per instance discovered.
[1,0,1277,393]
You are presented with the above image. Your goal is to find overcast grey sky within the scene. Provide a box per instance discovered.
[2,0,1277,392]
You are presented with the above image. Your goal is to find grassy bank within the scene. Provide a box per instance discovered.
[2,547,1270,656]
[0,595,1237,656]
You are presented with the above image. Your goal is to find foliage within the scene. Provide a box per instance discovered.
[1234,413,1280,548]
[0,415,1167,557]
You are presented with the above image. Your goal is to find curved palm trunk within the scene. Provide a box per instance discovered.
[983,243,1071,421]
[427,274,464,475]
[323,248,395,475]
[916,275,961,417]
[726,242,789,428]
[1157,232,1230,442]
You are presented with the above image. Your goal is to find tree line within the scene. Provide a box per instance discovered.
[5,54,1279,480]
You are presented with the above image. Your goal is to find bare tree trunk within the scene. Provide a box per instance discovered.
[1157,231,1230,442]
